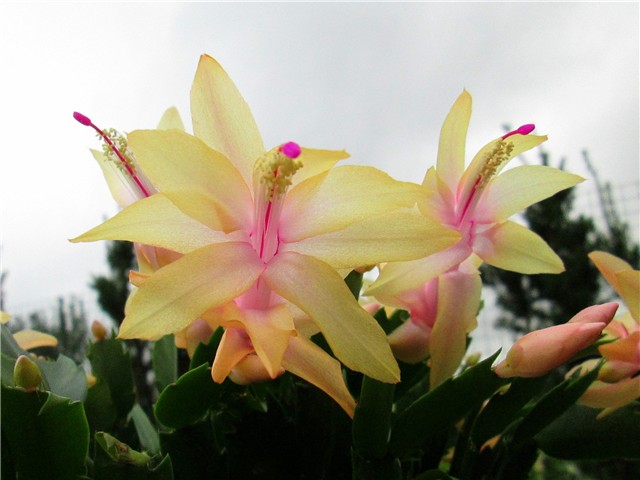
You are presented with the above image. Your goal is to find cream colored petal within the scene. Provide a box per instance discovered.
[431,90,472,191]
[281,208,460,269]
[118,242,264,340]
[579,377,640,415]
[128,129,253,232]
[365,242,472,300]
[283,335,356,418]
[157,107,185,131]
[475,166,584,223]
[429,271,482,388]
[617,270,640,321]
[70,194,237,253]
[190,54,264,186]
[281,166,424,242]
[91,149,140,208]
[474,221,564,274]
[263,252,400,383]
[14,330,59,350]
[293,148,350,186]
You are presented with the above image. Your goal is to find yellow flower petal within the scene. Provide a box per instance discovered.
[91,149,140,208]
[283,334,356,418]
[429,271,482,388]
[580,377,640,417]
[263,252,400,383]
[119,242,264,340]
[589,251,633,289]
[71,194,235,254]
[431,89,472,191]
[476,165,584,223]
[190,54,264,186]
[617,269,640,321]
[282,208,460,269]
[365,243,472,301]
[128,129,253,232]
[599,331,640,364]
[1,311,11,324]
[475,220,564,274]
[13,329,59,350]
[156,106,185,131]
[293,148,350,186]
[281,166,424,242]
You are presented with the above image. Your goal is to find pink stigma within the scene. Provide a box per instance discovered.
[280,141,301,159]
[73,111,93,126]
[502,124,535,140]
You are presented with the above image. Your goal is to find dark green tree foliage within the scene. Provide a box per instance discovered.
[482,150,640,334]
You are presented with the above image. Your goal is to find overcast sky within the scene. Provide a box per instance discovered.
[1,3,638,326]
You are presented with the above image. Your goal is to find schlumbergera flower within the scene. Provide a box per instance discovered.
[366,90,584,388]
[569,252,640,417]
[72,54,459,416]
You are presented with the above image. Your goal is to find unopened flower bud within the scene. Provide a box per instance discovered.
[465,352,481,367]
[14,355,42,392]
[91,320,108,341]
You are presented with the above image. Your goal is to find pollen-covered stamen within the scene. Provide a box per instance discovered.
[252,142,303,261]
[73,111,152,198]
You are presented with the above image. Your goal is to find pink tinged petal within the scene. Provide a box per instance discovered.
[568,302,618,326]
[118,242,265,340]
[211,328,254,383]
[388,319,431,364]
[70,194,237,254]
[431,89,472,191]
[579,377,640,418]
[617,270,640,321]
[474,220,564,274]
[494,322,606,378]
[281,208,460,270]
[280,166,425,242]
[13,330,59,350]
[184,319,215,357]
[190,54,265,186]
[429,271,482,388]
[282,335,356,418]
[222,303,295,378]
[475,166,585,223]
[156,106,185,131]
[128,129,253,232]
[419,168,456,223]
[292,148,350,186]
[365,242,472,300]
[263,252,401,383]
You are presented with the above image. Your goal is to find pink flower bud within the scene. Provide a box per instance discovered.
[495,321,606,378]
[568,302,618,325]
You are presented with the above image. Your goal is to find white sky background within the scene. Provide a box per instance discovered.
[1,2,638,334]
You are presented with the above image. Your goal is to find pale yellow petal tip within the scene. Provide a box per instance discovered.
[14,330,59,350]
[1,311,11,324]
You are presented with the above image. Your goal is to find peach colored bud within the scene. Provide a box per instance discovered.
[229,354,285,385]
[86,373,97,388]
[494,322,606,378]
[568,302,618,325]
[91,321,108,341]
[185,318,214,358]
[14,355,42,392]
[388,319,431,364]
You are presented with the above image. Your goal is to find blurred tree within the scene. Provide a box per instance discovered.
[91,240,155,411]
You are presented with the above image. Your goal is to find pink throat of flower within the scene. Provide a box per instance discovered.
[73,111,151,198]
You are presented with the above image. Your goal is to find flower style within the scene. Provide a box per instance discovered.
[494,302,617,378]
[72,54,459,415]
[571,251,640,417]
[367,90,584,299]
